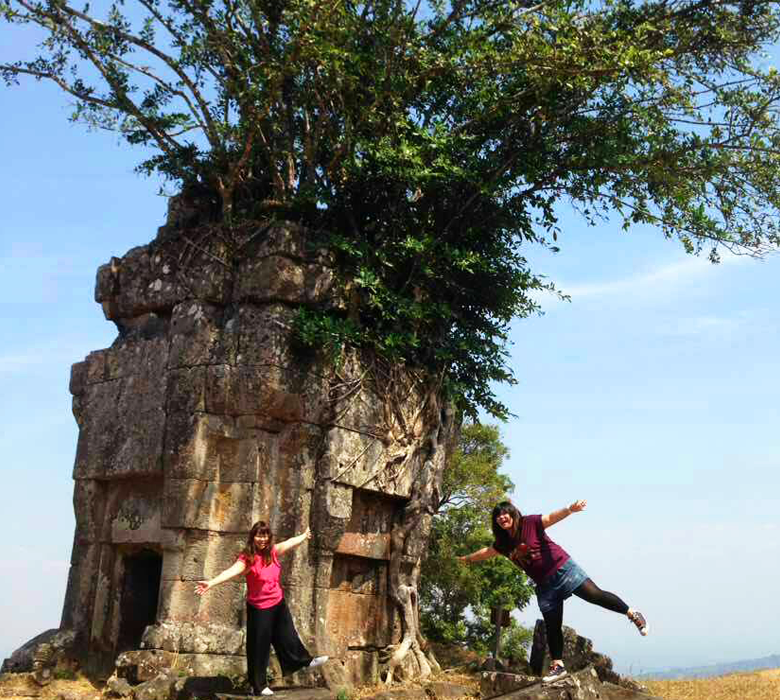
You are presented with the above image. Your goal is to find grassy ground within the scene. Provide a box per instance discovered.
[6,662,778,700]
[643,668,780,700]
[0,671,102,699]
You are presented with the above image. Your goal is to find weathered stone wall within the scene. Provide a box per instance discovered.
[61,222,453,686]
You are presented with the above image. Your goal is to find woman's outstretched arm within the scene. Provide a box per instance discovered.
[457,546,500,565]
[275,527,312,555]
[195,559,247,595]
[541,499,587,528]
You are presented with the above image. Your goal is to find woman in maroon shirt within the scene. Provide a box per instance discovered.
[459,500,647,683]
[196,521,328,696]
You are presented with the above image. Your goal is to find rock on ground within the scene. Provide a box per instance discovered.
[480,667,664,700]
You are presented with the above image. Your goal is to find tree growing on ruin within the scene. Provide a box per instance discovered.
[5,0,780,682]
[5,0,780,421]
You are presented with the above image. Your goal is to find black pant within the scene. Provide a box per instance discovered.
[246,600,313,692]
[541,578,630,660]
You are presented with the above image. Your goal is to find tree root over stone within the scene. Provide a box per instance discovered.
[382,399,452,685]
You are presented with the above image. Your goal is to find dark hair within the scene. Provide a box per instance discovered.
[241,520,275,567]
[491,500,523,555]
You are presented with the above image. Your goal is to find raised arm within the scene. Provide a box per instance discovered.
[195,559,247,595]
[541,499,587,529]
[275,527,312,555]
[457,546,500,565]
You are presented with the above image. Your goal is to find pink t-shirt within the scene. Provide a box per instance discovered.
[239,547,284,609]
[493,514,570,585]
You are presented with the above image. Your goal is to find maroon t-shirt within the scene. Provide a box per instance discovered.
[493,514,570,585]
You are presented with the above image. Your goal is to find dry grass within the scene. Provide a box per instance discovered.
[0,671,102,700]
[352,669,479,700]
[643,668,780,700]
[353,675,478,699]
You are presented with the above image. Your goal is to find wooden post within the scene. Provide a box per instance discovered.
[493,612,503,661]
[490,607,511,662]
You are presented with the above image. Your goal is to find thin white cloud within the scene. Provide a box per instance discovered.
[564,257,708,298]
[659,313,749,339]
[532,250,755,309]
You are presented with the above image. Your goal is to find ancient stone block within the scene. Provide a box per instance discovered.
[60,541,101,632]
[342,650,380,688]
[235,303,298,368]
[73,479,107,542]
[311,481,353,552]
[241,222,310,261]
[90,545,119,649]
[160,530,245,582]
[235,255,307,304]
[323,425,418,498]
[104,336,169,384]
[99,247,175,319]
[158,580,245,627]
[347,490,397,537]
[117,648,249,684]
[325,556,394,652]
[73,378,165,480]
[163,412,277,483]
[205,364,310,424]
[166,368,207,414]
[110,487,163,545]
[335,532,391,560]
[168,301,237,369]
[70,360,88,398]
[142,621,245,655]
[162,480,260,532]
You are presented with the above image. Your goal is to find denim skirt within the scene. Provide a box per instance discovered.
[535,558,589,613]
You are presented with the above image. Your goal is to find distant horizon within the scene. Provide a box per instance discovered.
[638,652,780,679]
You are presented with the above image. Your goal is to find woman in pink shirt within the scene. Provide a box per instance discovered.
[196,521,328,696]
[459,500,647,684]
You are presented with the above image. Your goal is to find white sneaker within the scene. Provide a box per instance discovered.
[309,656,329,668]
[542,663,568,683]
[261,688,274,696]
[628,610,649,637]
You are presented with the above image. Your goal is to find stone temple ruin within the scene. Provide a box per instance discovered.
[60,219,455,686]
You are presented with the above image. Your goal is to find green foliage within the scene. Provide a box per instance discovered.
[419,422,533,652]
[439,422,513,511]
[5,0,780,416]
[52,668,77,680]
[501,621,534,664]
[292,307,362,366]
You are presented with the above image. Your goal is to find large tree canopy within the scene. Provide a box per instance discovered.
[4,0,780,417]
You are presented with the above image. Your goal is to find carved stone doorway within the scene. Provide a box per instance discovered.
[117,548,162,654]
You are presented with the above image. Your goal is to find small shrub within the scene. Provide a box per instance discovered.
[53,669,77,681]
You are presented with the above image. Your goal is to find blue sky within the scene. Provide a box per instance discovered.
[2,17,780,677]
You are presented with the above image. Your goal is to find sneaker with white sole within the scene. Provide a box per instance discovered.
[260,688,274,696]
[542,663,568,683]
[309,655,329,668]
[628,610,648,636]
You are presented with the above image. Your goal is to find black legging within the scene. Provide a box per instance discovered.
[541,578,629,660]
[246,600,313,692]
